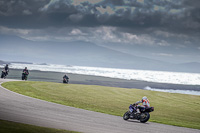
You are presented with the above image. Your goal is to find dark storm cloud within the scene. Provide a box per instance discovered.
[0,0,200,47]
[0,0,200,64]
[0,0,198,29]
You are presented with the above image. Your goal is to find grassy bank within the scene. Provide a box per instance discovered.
[0,119,79,133]
[2,81,200,129]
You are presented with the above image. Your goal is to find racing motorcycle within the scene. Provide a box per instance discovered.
[63,77,69,83]
[22,71,29,80]
[1,69,7,79]
[123,104,154,123]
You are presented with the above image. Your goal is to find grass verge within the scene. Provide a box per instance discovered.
[2,81,200,129]
[0,119,79,133]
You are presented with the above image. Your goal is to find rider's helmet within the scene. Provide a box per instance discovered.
[6,64,8,66]
[142,96,150,107]
[142,96,147,100]
[25,67,27,69]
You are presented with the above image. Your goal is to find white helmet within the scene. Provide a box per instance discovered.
[142,96,147,100]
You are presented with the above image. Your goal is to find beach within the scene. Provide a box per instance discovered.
[4,69,200,92]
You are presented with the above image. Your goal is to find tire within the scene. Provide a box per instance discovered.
[22,75,24,80]
[1,73,5,78]
[140,112,150,123]
[123,111,130,120]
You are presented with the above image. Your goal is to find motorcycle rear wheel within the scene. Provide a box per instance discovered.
[140,112,150,123]
[123,111,130,120]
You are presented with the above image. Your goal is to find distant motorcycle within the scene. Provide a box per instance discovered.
[1,70,7,79]
[123,104,154,123]
[22,71,29,80]
[63,77,69,83]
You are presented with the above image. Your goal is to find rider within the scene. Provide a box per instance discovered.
[22,67,29,79]
[133,96,150,113]
[23,67,29,74]
[63,74,69,80]
[4,64,9,76]
[63,74,69,83]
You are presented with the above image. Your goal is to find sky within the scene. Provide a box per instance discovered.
[0,0,200,65]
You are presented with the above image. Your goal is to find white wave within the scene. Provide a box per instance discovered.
[5,63,200,85]
[144,86,200,95]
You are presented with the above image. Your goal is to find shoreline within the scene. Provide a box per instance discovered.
[3,68,200,91]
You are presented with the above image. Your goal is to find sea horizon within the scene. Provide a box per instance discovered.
[1,62,200,85]
[1,62,200,96]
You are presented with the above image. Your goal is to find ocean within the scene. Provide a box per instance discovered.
[1,63,200,95]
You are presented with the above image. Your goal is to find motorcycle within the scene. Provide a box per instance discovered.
[1,70,7,79]
[123,104,154,123]
[63,78,69,83]
[22,71,29,80]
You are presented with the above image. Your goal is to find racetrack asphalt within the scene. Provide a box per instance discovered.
[0,79,199,133]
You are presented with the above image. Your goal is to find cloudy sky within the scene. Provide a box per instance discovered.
[0,0,200,64]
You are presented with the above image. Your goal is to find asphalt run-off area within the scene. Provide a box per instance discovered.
[0,79,199,133]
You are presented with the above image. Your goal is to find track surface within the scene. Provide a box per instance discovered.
[0,79,199,133]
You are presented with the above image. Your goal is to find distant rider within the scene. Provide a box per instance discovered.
[132,96,150,113]
[23,67,29,74]
[63,74,69,83]
[22,67,29,80]
[63,74,69,79]
[4,64,9,76]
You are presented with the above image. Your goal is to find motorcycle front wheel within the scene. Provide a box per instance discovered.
[123,111,130,120]
[1,73,5,79]
[140,112,150,123]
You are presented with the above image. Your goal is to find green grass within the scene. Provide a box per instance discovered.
[0,119,79,133]
[2,81,200,129]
